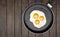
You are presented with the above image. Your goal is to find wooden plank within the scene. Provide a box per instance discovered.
[7,0,14,37]
[0,0,7,37]
[35,0,42,3]
[57,0,60,37]
[49,0,57,37]
[29,31,35,37]
[36,33,43,37]
[29,0,34,4]
[21,0,29,37]
[28,0,36,37]
[42,30,50,37]
[42,0,48,4]
[14,0,22,37]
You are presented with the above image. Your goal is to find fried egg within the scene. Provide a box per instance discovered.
[30,10,47,28]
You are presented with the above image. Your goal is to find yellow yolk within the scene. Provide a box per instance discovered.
[39,16,44,21]
[33,13,39,19]
[35,19,40,25]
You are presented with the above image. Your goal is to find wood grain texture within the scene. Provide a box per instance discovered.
[57,0,60,37]
[35,0,42,3]
[0,0,7,37]
[21,0,29,37]
[7,0,14,37]
[14,0,22,37]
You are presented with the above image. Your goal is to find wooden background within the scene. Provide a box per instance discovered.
[0,0,60,37]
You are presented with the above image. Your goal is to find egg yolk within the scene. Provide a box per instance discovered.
[35,19,40,25]
[39,16,44,21]
[33,13,39,19]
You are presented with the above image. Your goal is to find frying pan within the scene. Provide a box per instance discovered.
[22,2,54,33]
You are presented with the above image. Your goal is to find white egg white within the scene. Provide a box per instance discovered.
[30,10,47,28]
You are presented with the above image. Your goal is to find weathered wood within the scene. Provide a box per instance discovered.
[57,0,60,37]
[7,0,14,37]
[0,0,7,37]
[14,0,22,37]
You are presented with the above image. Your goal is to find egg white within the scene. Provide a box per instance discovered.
[30,10,47,28]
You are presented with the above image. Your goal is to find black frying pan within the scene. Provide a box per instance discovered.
[22,3,53,33]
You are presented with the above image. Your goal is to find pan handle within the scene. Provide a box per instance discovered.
[46,0,56,8]
[47,3,52,8]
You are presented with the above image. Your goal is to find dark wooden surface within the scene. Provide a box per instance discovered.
[0,0,60,37]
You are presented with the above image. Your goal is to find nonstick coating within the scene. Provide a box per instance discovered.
[22,3,53,33]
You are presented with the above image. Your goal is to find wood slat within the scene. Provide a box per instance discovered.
[35,0,42,3]
[0,0,7,37]
[7,0,14,37]
[29,31,35,37]
[42,0,48,4]
[21,0,29,37]
[42,30,50,37]
[57,0,60,37]
[14,0,22,37]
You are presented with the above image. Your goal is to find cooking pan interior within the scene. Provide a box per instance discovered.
[23,3,53,33]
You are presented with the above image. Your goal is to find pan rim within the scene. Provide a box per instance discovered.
[22,3,54,33]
